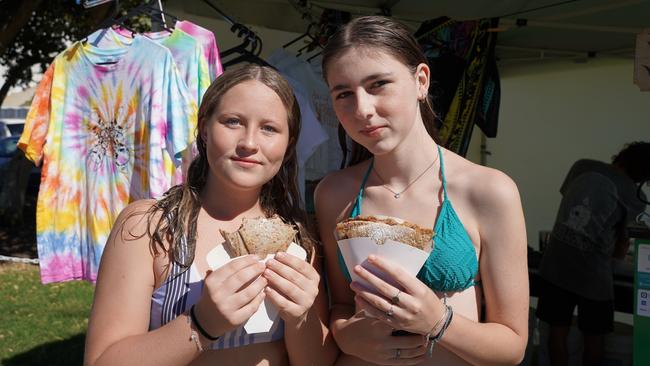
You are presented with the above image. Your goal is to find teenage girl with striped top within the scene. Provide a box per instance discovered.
[85,65,338,366]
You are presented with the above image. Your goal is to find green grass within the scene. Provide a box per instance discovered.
[0,263,94,366]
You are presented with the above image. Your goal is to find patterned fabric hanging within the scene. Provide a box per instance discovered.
[415,17,500,156]
[19,37,196,283]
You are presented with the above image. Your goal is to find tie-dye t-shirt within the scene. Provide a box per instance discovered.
[89,27,211,105]
[19,36,197,283]
[88,27,211,183]
[176,20,223,79]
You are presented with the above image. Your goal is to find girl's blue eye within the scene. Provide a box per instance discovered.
[262,125,279,133]
[335,91,352,100]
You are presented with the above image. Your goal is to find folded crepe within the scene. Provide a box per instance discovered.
[335,215,434,251]
[220,215,298,257]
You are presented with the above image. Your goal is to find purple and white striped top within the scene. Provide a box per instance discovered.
[149,260,284,349]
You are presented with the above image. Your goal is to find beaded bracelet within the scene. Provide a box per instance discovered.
[190,304,221,341]
[426,305,454,357]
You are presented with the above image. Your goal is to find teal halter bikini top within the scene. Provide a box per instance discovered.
[337,145,480,293]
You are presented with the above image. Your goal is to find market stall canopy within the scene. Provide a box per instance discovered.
[176,0,649,64]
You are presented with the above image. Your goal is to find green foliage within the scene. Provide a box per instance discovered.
[1,0,101,91]
[0,0,148,97]
[0,263,94,365]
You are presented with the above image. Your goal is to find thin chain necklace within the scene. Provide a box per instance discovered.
[373,149,440,199]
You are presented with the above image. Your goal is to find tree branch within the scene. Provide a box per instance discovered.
[0,0,44,57]
[0,72,18,107]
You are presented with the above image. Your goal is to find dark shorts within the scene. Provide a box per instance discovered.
[535,278,614,335]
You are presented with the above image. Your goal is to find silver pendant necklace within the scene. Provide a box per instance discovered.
[373,149,440,199]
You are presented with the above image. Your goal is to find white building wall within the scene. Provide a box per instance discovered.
[487,58,650,250]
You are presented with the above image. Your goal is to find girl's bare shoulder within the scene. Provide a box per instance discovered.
[314,160,371,215]
[445,150,521,207]
[107,199,161,246]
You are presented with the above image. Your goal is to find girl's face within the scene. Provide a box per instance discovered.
[202,80,290,191]
[326,47,429,156]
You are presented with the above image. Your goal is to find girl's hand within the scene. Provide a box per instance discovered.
[351,254,445,336]
[262,251,320,325]
[193,255,267,337]
[339,313,428,365]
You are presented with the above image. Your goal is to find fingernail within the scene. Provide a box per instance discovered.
[368,255,376,262]
[267,259,276,267]
[276,252,285,258]
[354,265,363,273]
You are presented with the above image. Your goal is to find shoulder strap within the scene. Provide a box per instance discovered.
[350,159,374,217]
[161,260,191,326]
[437,145,448,201]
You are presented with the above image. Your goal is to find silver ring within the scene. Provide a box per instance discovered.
[386,304,394,317]
[395,348,401,359]
[391,290,401,305]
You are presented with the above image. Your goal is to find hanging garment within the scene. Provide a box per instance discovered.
[88,26,211,182]
[19,36,197,284]
[88,27,211,106]
[268,49,342,182]
[176,20,224,80]
[269,71,328,169]
[415,17,500,156]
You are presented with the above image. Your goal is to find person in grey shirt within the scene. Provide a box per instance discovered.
[537,142,650,366]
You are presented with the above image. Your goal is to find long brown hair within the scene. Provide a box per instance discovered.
[147,65,314,270]
[322,16,440,167]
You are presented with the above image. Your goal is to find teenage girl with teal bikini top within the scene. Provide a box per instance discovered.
[337,145,480,294]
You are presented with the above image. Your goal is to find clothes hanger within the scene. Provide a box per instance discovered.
[201,0,273,69]
[134,0,178,32]
[81,1,135,64]
[221,33,273,69]
[90,0,178,39]
[85,0,179,64]
[83,0,129,44]
[283,23,316,49]
[296,39,322,58]
[222,52,272,69]
[307,50,322,62]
